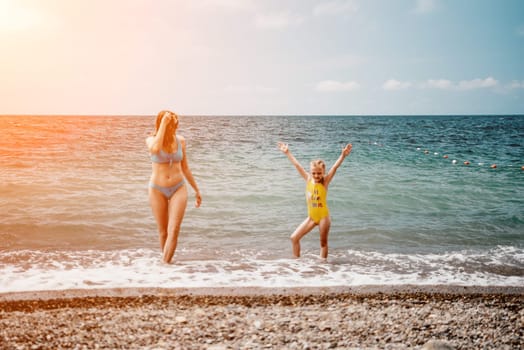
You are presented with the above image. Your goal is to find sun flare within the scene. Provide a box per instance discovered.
[0,0,41,31]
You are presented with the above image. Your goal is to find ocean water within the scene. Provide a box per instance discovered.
[0,115,523,293]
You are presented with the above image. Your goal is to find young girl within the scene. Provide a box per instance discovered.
[147,110,202,264]
[278,142,352,259]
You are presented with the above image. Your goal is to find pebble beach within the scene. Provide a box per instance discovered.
[1,286,522,350]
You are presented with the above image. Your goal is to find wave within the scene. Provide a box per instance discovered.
[1,246,522,293]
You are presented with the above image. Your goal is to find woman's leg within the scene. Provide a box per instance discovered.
[149,187,169,251]
[163,185,188,264]
[290,217,317,258]
[318,216,331,259]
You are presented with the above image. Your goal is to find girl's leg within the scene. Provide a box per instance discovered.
[149,188,169,251]
[163,185,188,264]
[290,218,317,258]
[318,216,331,259]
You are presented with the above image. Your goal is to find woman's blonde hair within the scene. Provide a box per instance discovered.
[154,110,178,152]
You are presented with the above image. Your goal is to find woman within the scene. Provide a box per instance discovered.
[146,110,202,263]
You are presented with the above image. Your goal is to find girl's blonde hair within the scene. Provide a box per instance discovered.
[310,159,326,183]
[154,110,178,152]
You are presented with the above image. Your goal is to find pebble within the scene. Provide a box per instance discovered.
[0,293,522,349]
[175,316,187,323]
[421,340,455,349]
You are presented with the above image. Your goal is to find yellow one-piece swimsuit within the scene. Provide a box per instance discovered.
[306,179,329,224]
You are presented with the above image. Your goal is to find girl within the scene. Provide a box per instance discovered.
[278,142,352,259]
[147,110,202,263]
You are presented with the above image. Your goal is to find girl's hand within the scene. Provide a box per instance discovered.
[278,142,289,154]
[342,143,352,157]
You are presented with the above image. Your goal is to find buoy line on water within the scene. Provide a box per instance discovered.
[415,147,523,170]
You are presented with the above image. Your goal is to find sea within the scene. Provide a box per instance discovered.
[1,115,523,293]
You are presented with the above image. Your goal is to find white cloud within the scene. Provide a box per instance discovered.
[382,79,412,91]
[456,77,498,90]
[422,77,498,90]
[254,12,305,29]
[507,80,524,89]
[413,0,437,14]
[425,79,453,89]
[313,0,358,16]
[315,80,360,92]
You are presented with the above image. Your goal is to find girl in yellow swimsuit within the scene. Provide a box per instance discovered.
[278,142,352,259]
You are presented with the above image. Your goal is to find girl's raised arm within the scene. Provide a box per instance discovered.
[324,143,352,187]
[278,142,308,181]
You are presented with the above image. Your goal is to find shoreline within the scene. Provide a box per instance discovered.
[1,284,523,302]
[1,286,522,349]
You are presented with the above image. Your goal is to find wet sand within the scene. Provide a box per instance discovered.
[1,285,523,349]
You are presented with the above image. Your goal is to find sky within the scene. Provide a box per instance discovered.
[1,0,523,116]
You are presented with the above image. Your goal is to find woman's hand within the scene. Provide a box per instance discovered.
[195,191,202,208]
[159,111,172,126]
[342,143,352,157]
[277,142,289,154]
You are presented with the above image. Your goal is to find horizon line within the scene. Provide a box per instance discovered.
[1,113,524,118]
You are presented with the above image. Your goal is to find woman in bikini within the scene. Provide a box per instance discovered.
[278,142,352,259]
[147,110,202,263]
